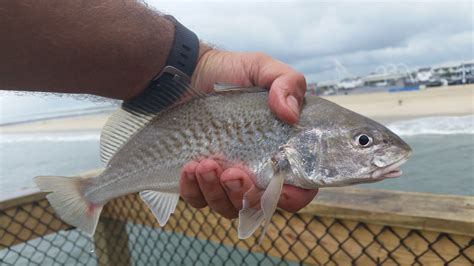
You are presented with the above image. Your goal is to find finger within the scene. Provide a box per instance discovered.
[220,168,253,210]
[278,185,318,212]
[268,73,307,124]
[196,159,238,219]
[180,161,207,208]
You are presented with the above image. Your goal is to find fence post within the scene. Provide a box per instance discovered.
[94,218,131,266]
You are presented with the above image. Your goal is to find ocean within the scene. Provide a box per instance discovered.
[0,94,473,198]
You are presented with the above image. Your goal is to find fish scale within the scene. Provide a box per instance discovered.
[84,93,292,204]
[34,89,411,239]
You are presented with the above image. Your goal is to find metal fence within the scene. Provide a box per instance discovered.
[1,192,473,265]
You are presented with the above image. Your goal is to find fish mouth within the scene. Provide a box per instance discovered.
[371,156,410,179]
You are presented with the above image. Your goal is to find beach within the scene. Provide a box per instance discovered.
[1,84,472,134]
[323,84,473,123]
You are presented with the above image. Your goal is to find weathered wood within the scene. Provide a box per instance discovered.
[100,194,473,265]
[94,218,131,266]
[0,198,70,248]
[0,190,48,210]
[2,183,473,265]
[300,187,474,237]
[0,169,101,210]
[3,186,473,238]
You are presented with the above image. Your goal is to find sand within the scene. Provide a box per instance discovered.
[1,84,473,134]
[1,113,110,134]
[323,84,473,123]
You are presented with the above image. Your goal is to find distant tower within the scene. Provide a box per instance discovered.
[333,58,356,80]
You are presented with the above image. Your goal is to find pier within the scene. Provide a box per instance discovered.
[1,171,472,265]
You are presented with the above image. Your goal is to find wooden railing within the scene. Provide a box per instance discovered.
[1,172,473,265]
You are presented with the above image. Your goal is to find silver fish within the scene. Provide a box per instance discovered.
[34,87,411,240]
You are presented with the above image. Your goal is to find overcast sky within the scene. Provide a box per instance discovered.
[147,0,473,83]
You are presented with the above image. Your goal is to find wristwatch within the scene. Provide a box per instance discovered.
[155,15,199,83]
[126,15,200,111]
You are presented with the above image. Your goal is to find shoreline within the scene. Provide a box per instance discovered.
[1,84,472,134]
[322,84,473,122]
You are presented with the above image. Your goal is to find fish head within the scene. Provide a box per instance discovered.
[287,97,412,187]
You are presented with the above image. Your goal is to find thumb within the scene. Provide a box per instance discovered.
[267,73,306,124]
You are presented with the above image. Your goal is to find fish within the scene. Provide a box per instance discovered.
[34,86,411,241]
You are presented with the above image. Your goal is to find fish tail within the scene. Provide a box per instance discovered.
[34,175,103,236]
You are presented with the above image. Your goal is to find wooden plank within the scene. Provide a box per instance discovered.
[299,187,474,236]
[3,185,472,237]
[0,169,101,210]
[0,190,48,210]
[0,198,70,248]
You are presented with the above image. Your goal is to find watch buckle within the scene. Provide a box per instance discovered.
[152,65,191,84]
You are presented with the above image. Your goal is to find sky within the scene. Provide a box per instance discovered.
[148,0,473,83]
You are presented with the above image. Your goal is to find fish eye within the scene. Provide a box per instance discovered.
[355,134,373,147]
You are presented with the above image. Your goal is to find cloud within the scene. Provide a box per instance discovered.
[146,1,473,82]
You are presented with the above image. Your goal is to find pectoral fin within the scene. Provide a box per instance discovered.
[238,187,265,239]
[140,191,180,226]
[238,165,284,243]
[213,84,267,93]
[259,172,284,243]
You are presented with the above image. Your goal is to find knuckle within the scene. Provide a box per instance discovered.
[221,211,238,220]
[284,205,303,213]
[182,161,199,173]
[295,72,306,84]
[196,159,220,174]
[183,195,207,209]
[211,205,238,219]
[205,189,227,203]
[252,52,271,62]
[189,201,208,209]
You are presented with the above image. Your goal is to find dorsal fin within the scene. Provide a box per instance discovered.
[213,83,266,93]
[100,80,207,163]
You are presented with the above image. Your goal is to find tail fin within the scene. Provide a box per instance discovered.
[34,176,103,236]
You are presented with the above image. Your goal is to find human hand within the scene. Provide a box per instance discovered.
[179,46,318,218]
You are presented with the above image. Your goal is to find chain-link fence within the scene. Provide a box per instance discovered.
[1,192,473,265]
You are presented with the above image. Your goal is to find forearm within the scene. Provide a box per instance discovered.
[0,1,174,100]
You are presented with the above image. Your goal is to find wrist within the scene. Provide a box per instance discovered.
[123,17,175,100]
[192,43,219,92]
[129,16,200,102]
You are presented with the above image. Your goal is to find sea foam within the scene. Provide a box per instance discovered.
[387,115,474,136]
[0,132,100,144]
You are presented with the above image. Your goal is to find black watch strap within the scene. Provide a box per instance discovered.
[162,15,199,78]
[125,16,200,112]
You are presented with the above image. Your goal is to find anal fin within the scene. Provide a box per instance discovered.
[140,191,180,226]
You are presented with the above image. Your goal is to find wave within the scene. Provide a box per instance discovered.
[387,115,474,136]
[1,115,472,143]
[0,105,116,126]
[0,132,100,143]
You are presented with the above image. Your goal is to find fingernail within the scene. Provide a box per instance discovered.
[224,179,242,191]
[287,95,299,116]
[202,171,216,182]
[187,173,195,181]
